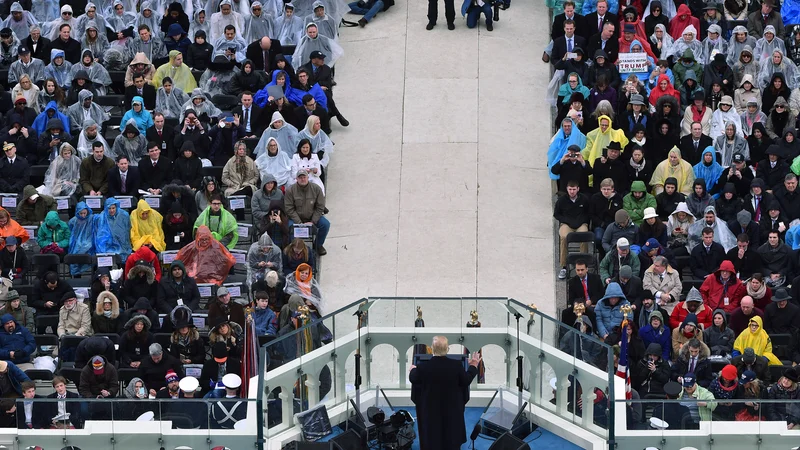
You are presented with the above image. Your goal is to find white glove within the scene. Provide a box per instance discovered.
[110,269,123,282]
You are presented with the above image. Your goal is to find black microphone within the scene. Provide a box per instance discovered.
[470,423,481,441]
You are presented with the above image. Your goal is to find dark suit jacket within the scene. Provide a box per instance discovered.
[552,13,590,40]
[107,166,141,197]
[47,37,81,64]
[125,84,157,111]
[15,395,48,429]
[174,126,211,159]
[586,32,619,64]
[139,157,173,191]
[245,39,284,72]
[678,134,714,166]
[146,126,176,160]
[690,242,726,279]
[199,357,242,395]
[551,34,588,65]
[585,12,619,38]
[24,36,52,65]
[232,104,264,136]
[567,273,605,305]
[300,62,333,89]
[0,156,30,194]
[43,391,82,428]
[292,105,331,134]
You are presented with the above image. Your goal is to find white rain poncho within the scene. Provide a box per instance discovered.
[687,205,738,252]
[274,3,304,44]
[754,25,786,64]
[80,21,111,62]
[106,0,137,50]
[181,88,222,120]
[727,25,758,66]
[205,0,251,20]
[155,85,189,119]
[66,90,111,136]
[127,34,168,65]
[649,24,673,59]
[283,262,325,314]
[291,0,348,25]
[31,0,61,25]
[45,5,78,40]
[292,22,344,66]
[209,0,246,42]
[68,50,112,94]
[112,118,148,163]
[244,2,273,42]
[75,3,110,36]
[297,115,333,167]
[2,3,37,41]
[702,24,728,64]
[136,1,162,34]
[665,24,705,62]
[304,0,337,40]
[8,56,45,85]
[255,137,292,185]
[76,118,111,158]
[759,49,800,89]
[255,112,299,157]
[44,49,73,89]
[42,144,81,196]
[211,32,247,62]
[199,55,240,96]
[188,8,211,41]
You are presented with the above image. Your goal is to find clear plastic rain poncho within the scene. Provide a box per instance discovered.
[103,46,129,71]
[298,115,333,167]
[68,202,95,275]
[665,24,705,62]
[31,0,61,26]
[754,25,786,64]
[292,22,344,66]
[687,205,738,252]
[291,0,347,25]
[81,21,111,61]
[209,0,246,42]
[42,143,81,197]
[76,118,111,158]
[8,55,45,85]
[284,262,325,314]
[45,6,78,40]
[254,112,299,157]
[44,49,73,89]
[254,137,293,185]
[136,1,162,34]
[112,118,148,164]
[106,0,137,49]
[649,23,674,59]
[274,3,304,44]
[702,24,728,65]
[198,55,240,96]
[188,9,211,41]
[244,1,273,42]
[68,50,112,95]
[246,232,281,286]
[67,90,111,136]
[155,84,189,120]
[75,3,110,36]
[758,49,800,90]
[94,197,132,259]
[181,88,222,120]
[726,25,758,67]
[304,0,337,40]
[130,198,166,252]
[211,32,247,63]
[174,225,236,285]
[2,3,38,41]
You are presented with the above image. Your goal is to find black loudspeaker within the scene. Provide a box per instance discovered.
[330,428,366,449]
[488,431,531,450]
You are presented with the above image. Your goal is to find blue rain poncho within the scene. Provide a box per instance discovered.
[120,96,154,135]
[68,202,95,275]
[548,120,587,180]
[784,223,800,250]
[693,146,724,191]
[254,69,307,107]
[93,197,132,260]
[32,101,71,135]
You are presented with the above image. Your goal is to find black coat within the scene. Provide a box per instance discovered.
[756,159,791,191]
[185,42,213,71]
[138,352,184,390]
[16,395,49,429]
[774,186,800,221]
[585,12,619,38]
[47,38,81,64]
[24,36,51,65]
[690,242,726,279]
[107,167,141,198]
[121,277,159,309]
[727,220,761,248]
[743,191,775,222]
[567,273,605,305]
[146,126,176,159]
[156,275,201,313]
[124,84,157,111]
[586,32,619,64]
[763,301,800,335]
[725,246,763,279]
[678,134,714,166]
[551,34,588,64]
[173,126,210,160]
[592,157,630,194]
[551,159,592,193]
[588,191,623,230]
[30,278,73,316]
[410,356,479,450]
[171,155,203,190]
[711,167,754,198]
[138,157,173,192]
[0,127,37,165]
[292,104,330,134]
[0,156,29,194]
[232,104,265,136]
[199,357,241,395]
[552,13,590,40]
[300,61,333,89]
[245,39,284,72]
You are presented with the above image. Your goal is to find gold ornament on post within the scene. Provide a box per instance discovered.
[468,310,480,327]
[573,302,586,318]
[297,305,310,321]
[620,304,632,321]
[526,303,538,333]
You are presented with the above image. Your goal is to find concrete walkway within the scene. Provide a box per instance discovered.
[323,0,558,323]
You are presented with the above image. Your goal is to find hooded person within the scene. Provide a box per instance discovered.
[209,0,246,42]
[157,262,201,314]
[582,115,629,169]
[161,197,194,250]
[669,4,700,40]
[91,291,121,334]
[180,88,222,122]
[670,310,706,357]
[199,54,240,97]
[687,179,716,219]
[734,72,762,111]
[650,146,696,195]
[765,95,796,140]
[649,23,674,59]
[709,95,743,140]
[118,313,154,367]
[284,262,325,314]
[120,95,154,135]
[188,9,211,43]
[93,197,132,260]
[732,43,758,86]
[748,122,773,164]
[255,112,300,158]
[693,146,725,191]
[643,0,671,33]
[557,72,591,106]
[305,1,337,40]
[165,23,192,56]
[153,50,198,94]
[668,25,706,68]
[274,2,304,45]
[36,210,70,255]
[161,2,191,36]
[130,199,166,252]
[175,225,236,285]
[739,96,766,137]
[66,90,110,136]
[155,76,190,120]
[252,174,283,232]
[121,258,158,310]
[759,49,800,90]
[594,282,632,339]
[76,119,110,159]
[548,119,587,182]
[254,137,293,186]
[703,24,729,64]
[31,0,60,28]
[125,52,155,87]
[667,201,695,248]
[193,195,238,249]
[246,232,282,287]
[705,308,735,356]
[703,50,734,94]
[67,202,95,275]
[112,118,148,165]
[31,100,70,136]
[762,72,791,115]
[688,204,738,252]
[81,20,110,61]
[68,49,111,95]
[244,1,273,43]
[699,259,743,313]
[15,185,56,227]
[255,69,306,108]
[639,310,672,361]
[41,143,80,197]
[714,121,750,168]
[671,47,704,89]
[75,2,110,35]
[649,73,681,109]
[633,342,672,397]
[732,315,782,364]
[171,141,204,188]
[293,22,344,67]
[136,1,162,34]
[44,49,73,89]
[558,314,603,364]
[46,5,78,40]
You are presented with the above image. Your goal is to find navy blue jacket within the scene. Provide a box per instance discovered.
[0,314,35,364]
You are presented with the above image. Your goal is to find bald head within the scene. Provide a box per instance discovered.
[260,37,271,49]
[740,296,754,314]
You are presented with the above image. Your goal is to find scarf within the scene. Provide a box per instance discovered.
[103,310,112,318]
[692,106,707,122]
[747,281,767,299]
[235,156,249,179]
[629,156,647,173]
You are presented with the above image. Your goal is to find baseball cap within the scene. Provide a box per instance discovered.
[216,286,229,297]
[743,347,756,364]
[740,370,756,384]
[5,236,17,246]
[682,373,696,387]
[17,46,29,54]
[617,237,630,249]
[733,154,745,163]
[310,50,326,60]
[92,356,105,374]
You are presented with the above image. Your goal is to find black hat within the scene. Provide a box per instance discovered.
[773,288,792,302]
[783,366,799,382]
[768,199,781,211]
[733,153,745,163]
[766,144,784,157]
[568,92,584,103]
[309,50,326,60]
[212,341,228,362]
[0,28,11,38]
[171,305,195,329]
[17,46,29,55]
[663,381,682,397]
[208,316,229,333]
[607,141,623,151]
[623,23,635,33]
[692,90,705,101]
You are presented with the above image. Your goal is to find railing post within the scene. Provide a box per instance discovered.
[399,350,408,389]
[305,376,320,409]
[556,376,570,416]
[582,389,597,428]
[279,389,292,427]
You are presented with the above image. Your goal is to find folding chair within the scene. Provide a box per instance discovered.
[35,315,59,335]
[34,334,58,356]
[58,335,87,365]
[771,333,793,361]
[31,253,60,281]
[565,231,596,277]
[25,369,54,381]
[30,165,49,187]
[94,333,120,346]
[202,166,224,182]
[58,367,82,385]
[64,254,94,278]
[117,367,139,385]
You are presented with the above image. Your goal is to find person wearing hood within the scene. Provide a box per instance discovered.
[759,227,791,284]
[670,310,705,358]
[32,98,70,137]
[656,176,687,219]
[732,314,782,364]
[112,119,148,165]
[118,314,154,368]
[762,73,791,117]
[36,209,69,256]
[586,49,620,92]
[0,27,19,70]
[164,23,191,58]
[211,25,247,64]
[633,341,671,397]
[714,180,743,221]
[91,291,121,334]
[703,308,736,357]
[182,88,223,124]
[155,77,190,121]
[693,147,723,192]
[154,50,198,93]
[130,199,166,253]
[699,259,743,313]
[161,2,191,36]
[93,197,132,260]
[247,232,282,287]
[162,198,194,250]
[255,136,293,190]
[66,202,95,275]
[231,60,268,97]
[14,184,55,227]
[759,199,788,243]
[120,96,154,136]
[124,52,155,89]
[65,90,109,136]
[680,85,709,135]
[760,50,800,92]
[557,71,591,107]
[649,22,673,60]
[175,225,236,285]
[649,73,681,110]
[67,49,111,94]
[64,69,96,106]
[186,29,214,71]
[667,201,695,251]
[255,111,300,158]
[746,119,772,162]
[80,20,110,63]
[558,314,603,365]
[732,42,758,85]
[754,24,785,64]
[293,22,344,68]
[594,282,631,339]
[734,73,762,115]
[582,115,629,169]
[2,3,36,42]
[702,24,728,63]
[252,172,283,228]
[765,96,796,141]
[194,193,238,248]
[754,146,786,192]
[669,4,699,38]
[121,259,159,310]
[171,141,203,189]
[273,2,303,44]
[210,0,245,43]
[703,51,734,94]
[244,1,272,42]
[639,309,672,360]
[157,261,201,314]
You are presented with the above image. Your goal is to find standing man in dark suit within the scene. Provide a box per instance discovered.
[245,37,283,73]
[585,0,618,38]
[146,113,176,159]
[107,155,141,197]
[0,142,30,195]
[231,91,263,138]
[586,21,619,64]
[410,336,480,450]
[24,26,51,65]
[552,0,589,40]
[551,19,587,65]
[125,73,157,111]
[139,142,172,195]
[678,122,713,166]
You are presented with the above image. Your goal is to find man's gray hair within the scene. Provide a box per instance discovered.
[149,343,163,356]
[653,256,668,267]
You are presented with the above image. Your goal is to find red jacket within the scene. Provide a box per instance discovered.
[731,283,772,311]
[670,301,713,330]
[124,246,162,282]
[699,261,743,314]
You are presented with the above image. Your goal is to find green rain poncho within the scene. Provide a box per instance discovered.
[193,205,238,249]
[37,211,70,249]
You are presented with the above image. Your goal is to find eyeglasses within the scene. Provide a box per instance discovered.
[62,12,72,15]
[777,105,786,109]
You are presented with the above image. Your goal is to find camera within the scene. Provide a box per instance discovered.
[367,408,416,449]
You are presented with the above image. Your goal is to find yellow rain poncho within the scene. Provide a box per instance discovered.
[649,146,696,195]
[153,50,198,94]
[582,115,629,166]
[130,199,166,252]
[733,316,783,366]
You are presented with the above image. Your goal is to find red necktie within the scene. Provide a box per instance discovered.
[582,278,589,302]
[158,129,162,137]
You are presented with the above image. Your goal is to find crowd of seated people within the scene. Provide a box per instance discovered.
[0,0,361,431]
[549,0,800,430]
